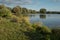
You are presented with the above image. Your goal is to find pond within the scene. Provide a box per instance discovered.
[27,14,60,28]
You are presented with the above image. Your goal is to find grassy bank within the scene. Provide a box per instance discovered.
[0,5,60,40]
[0,5,52,40]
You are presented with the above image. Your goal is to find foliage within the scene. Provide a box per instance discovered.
[50,29,60,40]
[0,5,52,40]
[12,6,22,16]
[22,8,29,14]
[0,18,30,40]
[40,8,46,13]
[0,5,12,18]
[0,17,51,40]
[0,17,31,40]
[24,24,51,40]
[6,7,12,11]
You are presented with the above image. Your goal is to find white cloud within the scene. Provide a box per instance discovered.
[0,0,32,5]
[48,0,60,2]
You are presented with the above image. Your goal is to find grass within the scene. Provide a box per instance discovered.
[0,17,51,40]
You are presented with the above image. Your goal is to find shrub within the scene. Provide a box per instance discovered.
[35,25,51,40]
[10,15,21,23]
[50,29,60,40]
[0,7,12,18]
[24,25,51,40]
[0,19,30,40]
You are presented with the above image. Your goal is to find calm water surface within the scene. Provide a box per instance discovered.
[27,14,60,28]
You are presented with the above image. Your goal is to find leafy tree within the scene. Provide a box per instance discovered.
[0,7,12,18]
[32,10,36,13]
[40,8,46,13]
[12,6,22,16]
[22,8,29,14]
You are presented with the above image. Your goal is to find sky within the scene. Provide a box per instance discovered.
[0,0,60,11]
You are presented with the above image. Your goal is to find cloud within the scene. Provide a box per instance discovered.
[48,0,60,2]
[0,0,59,6]
[0,0,32,5]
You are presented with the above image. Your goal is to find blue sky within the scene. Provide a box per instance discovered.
[0,0,60,11]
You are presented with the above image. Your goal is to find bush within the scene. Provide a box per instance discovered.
[10,15,20,22]
[0,7,12,18]
[0,19,30,40]
[50,29,60,40]
[24,23,51,40]
[35,26,51,40]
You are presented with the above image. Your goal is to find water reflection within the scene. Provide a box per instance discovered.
[40,14,46,19]
[28,14,60,28]
[29,14,35,17]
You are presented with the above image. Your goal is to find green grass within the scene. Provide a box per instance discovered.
[0,17,51,40]
[0,18,31,40]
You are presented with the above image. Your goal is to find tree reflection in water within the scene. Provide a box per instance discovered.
[40,14,46,19]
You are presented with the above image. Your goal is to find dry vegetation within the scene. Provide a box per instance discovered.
[0,5,59,40]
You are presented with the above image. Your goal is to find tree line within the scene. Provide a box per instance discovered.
[0,5,47,15]
[0,4,59,16]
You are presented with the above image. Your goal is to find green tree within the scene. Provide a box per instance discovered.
[0,6,12,17]
[32,10,36,13]
[22,8,29,14]
[12,6,22,16]
[40,8,46,13]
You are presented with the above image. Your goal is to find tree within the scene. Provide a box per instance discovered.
[22,8,29,14]
[0,6,12,17]
[32,10,36,13]
[12,6,22,16]
[40,8,46,13]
